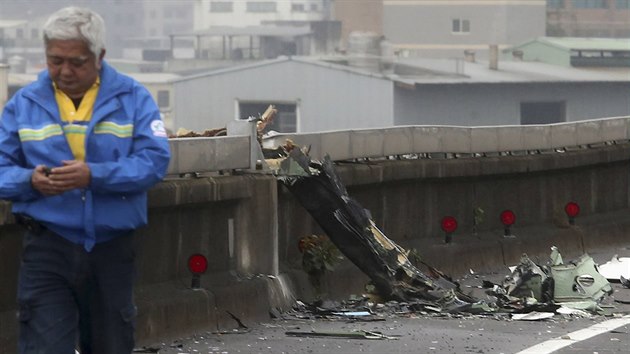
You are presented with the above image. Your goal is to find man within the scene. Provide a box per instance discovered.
[0,7,170,354]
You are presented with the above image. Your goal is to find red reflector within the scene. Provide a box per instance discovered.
[500,210,516,226]
[441,216,458,233]
[188,254,208,274]
[565,202,580,218]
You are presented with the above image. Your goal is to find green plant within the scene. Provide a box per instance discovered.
[298,235,344,297]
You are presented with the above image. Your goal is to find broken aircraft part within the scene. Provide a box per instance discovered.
[598,255,630,282]
[266,143,616,316]
[276,148,482,310]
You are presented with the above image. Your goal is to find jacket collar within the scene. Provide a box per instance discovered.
[25,61,132,115]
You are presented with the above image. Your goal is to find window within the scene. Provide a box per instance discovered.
[547,0,564,8]
[292,3,305,12]
[616,0,630,9]
[452,19,470,33]
[572,0,607,8]
[310,3,318,11]
[210,1,233,12]
[520,102,566,125]
[31,28,38,39]
[246,1,277,13]
[16,28,23,39]
[157,90,170,108]
[239,102,297,133]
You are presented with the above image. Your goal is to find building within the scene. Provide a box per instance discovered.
[194,0,332,29]
[0,0,195,61]
[382,0,547,59]
[189,1,339,59]
[504,37,630,67]
[0,18,47,67]
[168,56,630,132]
[333,0,384,48]
[547,0,630,38]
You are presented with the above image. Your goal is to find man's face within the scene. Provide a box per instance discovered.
[46,39,103,98]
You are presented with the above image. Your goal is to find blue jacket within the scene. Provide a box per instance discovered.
[0,62,171,251]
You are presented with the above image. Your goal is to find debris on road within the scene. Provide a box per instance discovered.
[511,312,555,321]
[598,255,630,283]
[484,246,613,315]
[285,329,400,340]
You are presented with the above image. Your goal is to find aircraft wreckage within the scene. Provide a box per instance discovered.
[265,142,620,315]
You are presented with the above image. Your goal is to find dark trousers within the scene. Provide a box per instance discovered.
[17,229,137,354]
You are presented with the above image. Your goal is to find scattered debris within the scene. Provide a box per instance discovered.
[598,255,630,282]
[226,310,249,330]
[484,247,613,315]
[285,330,400,340]
[132,347,161,353]
[512,312,555,321]
[169,127,226,138]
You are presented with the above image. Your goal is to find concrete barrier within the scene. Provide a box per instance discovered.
[1,141,630,352]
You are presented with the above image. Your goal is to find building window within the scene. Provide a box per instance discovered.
[292,3,305,12]
[547,0,564,8]
[16,28,24,39]
[31,28,38,39]
[246,1,277,13]
[239,102,297,133]
[520,102,566,125]
[157,90,170,108]
[616,0,630,9]
[210,1,233,12]
[572,0,607,8]
[310,3,318,11]
[452,19,470,33]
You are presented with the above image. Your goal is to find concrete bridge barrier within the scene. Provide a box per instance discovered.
[1,119,630,351]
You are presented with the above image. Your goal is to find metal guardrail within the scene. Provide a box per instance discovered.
[167,116,630,174]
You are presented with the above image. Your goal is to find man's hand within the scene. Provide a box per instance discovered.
[31,165,64,196]
[47,160,91,192]
[32,161,91,196]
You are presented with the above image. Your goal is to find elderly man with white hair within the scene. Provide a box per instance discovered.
[0,7,170,354]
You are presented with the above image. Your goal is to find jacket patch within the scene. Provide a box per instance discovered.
[150,120,167,138]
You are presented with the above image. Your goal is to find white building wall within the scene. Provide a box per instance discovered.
[195,0,327,29]
[383,0,546,58]
[172,60,394,132]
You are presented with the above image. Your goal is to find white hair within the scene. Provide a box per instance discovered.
[43,7,106,60]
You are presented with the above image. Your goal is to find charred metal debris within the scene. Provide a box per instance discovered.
[265,142,626,319]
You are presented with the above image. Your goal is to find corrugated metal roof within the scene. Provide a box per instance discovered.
[396,58,630,84]
[169,56,630,86]
[171,56,396,83]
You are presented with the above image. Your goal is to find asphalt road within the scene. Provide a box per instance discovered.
[146,248,630,354]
